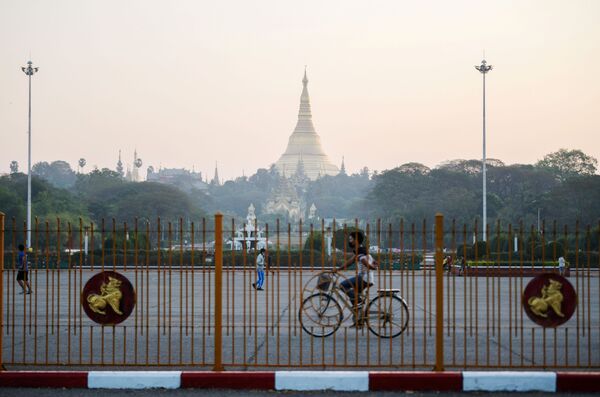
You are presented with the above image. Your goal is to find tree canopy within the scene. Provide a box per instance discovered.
[2,148,598,234]
[32,160,77,189]
[535,149,598,182]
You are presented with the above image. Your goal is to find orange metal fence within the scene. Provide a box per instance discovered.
[0,212,598,369]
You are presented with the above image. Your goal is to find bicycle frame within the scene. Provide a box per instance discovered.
[319,272,399,323]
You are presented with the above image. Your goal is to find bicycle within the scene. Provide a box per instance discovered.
[298,270,409,338]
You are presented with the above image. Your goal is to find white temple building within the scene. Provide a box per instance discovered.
[226,204,269,251]
[264,177,303,222]
[274,70,339,180]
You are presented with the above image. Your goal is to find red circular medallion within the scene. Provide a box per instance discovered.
[522,273,577,327]
[82,271,136,325]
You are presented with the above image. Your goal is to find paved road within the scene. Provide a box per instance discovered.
[2,269,599,369]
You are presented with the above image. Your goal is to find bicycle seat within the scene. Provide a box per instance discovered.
[377,288,400,296]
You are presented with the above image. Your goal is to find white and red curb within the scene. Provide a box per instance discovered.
[0,370,598,392]
[89,371,182,389]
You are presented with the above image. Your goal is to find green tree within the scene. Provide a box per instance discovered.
[535,149,598,182]
[0,182,25,222]
[541,175,600,225]
[437,159,504,174]
[396,162,431,176]
[75,168,124,198]
[112,182,204,225]
[32,160,77,189]
[304,231,326,252]
[0,173,90,250]
[0,173,87,225]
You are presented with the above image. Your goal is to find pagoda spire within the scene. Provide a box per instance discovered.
[211,161,220,186]
[340,156,346,175]
[297,67,314,130]
[116,150,124,177]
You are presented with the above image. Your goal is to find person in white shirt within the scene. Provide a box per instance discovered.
[253,248,266,291]
[558,256,566,276]
[334,231,378,326]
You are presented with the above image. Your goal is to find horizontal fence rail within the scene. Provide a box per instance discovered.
[0,213,598,369]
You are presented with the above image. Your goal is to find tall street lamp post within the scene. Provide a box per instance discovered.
[475,59,492,241]
[22,60,39,248]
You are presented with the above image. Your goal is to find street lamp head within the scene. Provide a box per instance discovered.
[21,61,38,76]
[475,59,492,74]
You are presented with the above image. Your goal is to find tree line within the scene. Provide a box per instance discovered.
[368,149,599,228]
[1,148,598,237]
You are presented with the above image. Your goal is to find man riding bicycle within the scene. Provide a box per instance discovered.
[333,230,378,324]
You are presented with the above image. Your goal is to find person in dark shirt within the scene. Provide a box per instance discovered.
[17,244,32,294]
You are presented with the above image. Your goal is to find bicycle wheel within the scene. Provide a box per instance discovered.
[299,293,343,337]
[365,294,409,338]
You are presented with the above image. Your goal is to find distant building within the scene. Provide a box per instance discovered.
[125,149,143,182]
[264,176,303,222]
[146,167,208,192]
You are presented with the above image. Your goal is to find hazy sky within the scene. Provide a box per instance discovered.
[1,0,599,181]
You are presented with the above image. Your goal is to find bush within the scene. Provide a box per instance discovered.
[466,260,560,268]
[303,231,326,252]
[379,261,421,270]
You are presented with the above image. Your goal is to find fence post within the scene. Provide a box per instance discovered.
[0,212,4,370]
[434,213,444,371]
[213,212,224,371]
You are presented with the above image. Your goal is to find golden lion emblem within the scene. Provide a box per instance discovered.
[87,276,123,315]
[528,279,564,318]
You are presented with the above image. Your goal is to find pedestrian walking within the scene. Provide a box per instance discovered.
[17,244,32,294]
[558,256,566,276]
[253,248,266,291]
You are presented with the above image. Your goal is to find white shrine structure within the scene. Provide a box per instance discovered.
[227,204,268,251]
